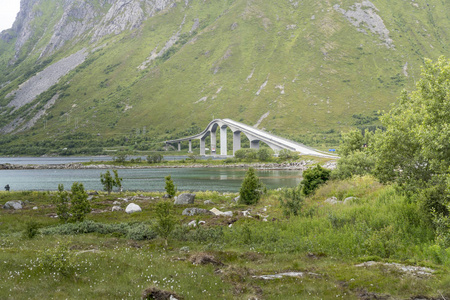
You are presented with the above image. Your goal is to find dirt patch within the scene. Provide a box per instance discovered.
[142,287,183,300]
[189,253,224,266]
[240,251,264,262]
[357,288,391,300]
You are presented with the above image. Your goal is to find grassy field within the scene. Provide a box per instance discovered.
[1,175,449,299]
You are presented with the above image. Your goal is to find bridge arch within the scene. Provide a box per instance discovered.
[165,119,336,158]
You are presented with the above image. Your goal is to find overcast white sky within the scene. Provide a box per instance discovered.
[0,0,21,32]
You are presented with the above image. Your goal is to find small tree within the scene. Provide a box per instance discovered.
[301,165,331,196]
[147,153,163,164]
[101,170,122,194]
[55,184,70,223]
[164,175,177,198]
[154,201,177,246]
[239,167,263,205]
[279,186,304,217]
[113,169,123,192]
[114,152,128,163]
[69,182,90,222]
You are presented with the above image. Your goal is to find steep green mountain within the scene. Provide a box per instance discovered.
[0,0,449,154]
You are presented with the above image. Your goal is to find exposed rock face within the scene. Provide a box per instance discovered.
[3,200,24,210]
[334,1,394,48]
[3,0,177,60]
[174,193,195,205]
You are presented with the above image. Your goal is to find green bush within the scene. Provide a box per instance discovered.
[164,175,177,198]
[69,182,90,222]
[239,167,263,205]
[22,221,40,239]
[301,165,331,196]
[147,153,163,164]
[154,201,177,244]
[40,220,157,240]
[55,184,70,223]
[279,187,304,217]
[278,149,300,161]
[39,242,75,277]
[257,148,273,161]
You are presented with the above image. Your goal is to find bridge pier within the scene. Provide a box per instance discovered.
[178,142,181,151]
[233,131,241,155]
[250,140,260,150]
[188,140,192,153]
[220,126,227,156]
[200,137,206,155]
[211,130,217,155]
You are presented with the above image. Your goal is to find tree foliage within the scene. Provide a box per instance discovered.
[100,169,122,194]
[239,167,263,205]
[164,175,177,198]
[69,182,90,222]
[154,201,177,245]
[301,165,331,196]
[55,184,70,223]
[371,56,450,190]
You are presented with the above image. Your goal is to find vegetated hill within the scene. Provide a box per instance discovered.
[0,0,449,154]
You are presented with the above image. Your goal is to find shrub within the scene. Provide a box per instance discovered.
[39,242,75,277]
[279,187,304,217]
[234,149,258,160]
[113,152,128,163]
[257,148,273,161]
[55,184,70,223]
[301,165,331,196]
[22,221,40,239]
[164,175,177,198]
[154,201,177,245]
[69,182,90,222]
[147,153,163,164]
[239,167,263,205]
[278,149,300,161]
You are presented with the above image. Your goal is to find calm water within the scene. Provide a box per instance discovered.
[0,157,302,192]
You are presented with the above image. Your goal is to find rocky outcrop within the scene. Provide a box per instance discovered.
[3,200,24,210]
[174,193,195,205]
[334,1,394,48]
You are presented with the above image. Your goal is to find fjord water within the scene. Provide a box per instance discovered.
[0,157,302,192]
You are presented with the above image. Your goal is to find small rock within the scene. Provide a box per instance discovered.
[233,196,240,202]
[187,220,206,227]
[112,206,123,212]
[182,208,213,216]
[180,246,190,252]
[125,203,141,213]
[204,200,214,205]
[324,197,342,205]
[222,211,233,217]
[87,196,94,201]
[3,200,24,210]
[174,193,195,205]
[33,206,38,210]
[112,201,121,205]
[344,197,357,204]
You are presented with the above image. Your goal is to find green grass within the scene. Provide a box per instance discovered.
[1,176,450,298]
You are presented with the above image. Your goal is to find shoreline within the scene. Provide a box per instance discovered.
[0,160,337,171]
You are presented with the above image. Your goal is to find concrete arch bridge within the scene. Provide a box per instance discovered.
[165,118,336,158]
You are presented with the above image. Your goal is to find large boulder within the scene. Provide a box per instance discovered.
[182,208,213,216]
[125,203,141,213]
[3,200,24,210]
[174,193,195,205]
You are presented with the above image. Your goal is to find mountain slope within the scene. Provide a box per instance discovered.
[0,0,449,154]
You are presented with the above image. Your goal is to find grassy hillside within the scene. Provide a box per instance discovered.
[0,0,449,154]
